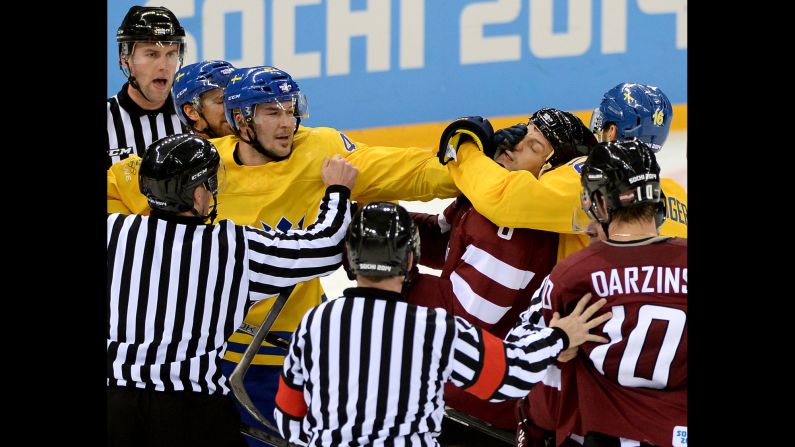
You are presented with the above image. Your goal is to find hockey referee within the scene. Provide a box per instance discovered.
[107,134,357,446]
[107,6,189,169]
[274,202,612,446]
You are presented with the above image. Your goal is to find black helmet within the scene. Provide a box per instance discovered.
[580,139,666,227]
[346,202,420,277]
[139,134,221,218]
[117,6,185,60]
[530,107,598,171]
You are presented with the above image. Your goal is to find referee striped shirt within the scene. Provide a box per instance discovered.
[107,185,351,395]
[274,287,568,446]
[106,82,188,169]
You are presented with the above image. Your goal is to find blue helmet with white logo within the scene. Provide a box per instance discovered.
[223,66,308,135]
[589,83,673,153]
[172,60,235,128]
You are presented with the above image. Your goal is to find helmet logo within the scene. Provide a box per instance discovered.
[358,263,392,272]
[175,72,186,82]
[191,168,208,181]
[230,74,243,84]
[623,91,636,104]
[652,108,665,127]
[278,83,292,93]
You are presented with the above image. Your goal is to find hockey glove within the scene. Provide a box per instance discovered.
[493,123,528,161]
[437,116,496,165]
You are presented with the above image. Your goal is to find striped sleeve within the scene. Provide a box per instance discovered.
[449,293,567,401]
[275,310,311,446]
[244,185,352,300]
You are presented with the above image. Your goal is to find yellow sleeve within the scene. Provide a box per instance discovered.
[107,156,151,215]
[659,178,688,238]
[343,142,459,203]
[448,142,583,233]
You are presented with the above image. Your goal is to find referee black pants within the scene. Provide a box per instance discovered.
[107,386,247,447]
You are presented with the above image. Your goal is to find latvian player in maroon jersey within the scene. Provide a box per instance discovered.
[515,139,686,447]
[405,111,596,432]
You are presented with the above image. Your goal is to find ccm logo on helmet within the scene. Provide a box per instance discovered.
[191,168,208,181]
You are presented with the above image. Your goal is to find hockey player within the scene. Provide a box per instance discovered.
[515,140,687,447]
[172,60,236,139]
[405,110,597,433]
[441,83,687,263]
[107,66,458,445]
[512,84,687,446]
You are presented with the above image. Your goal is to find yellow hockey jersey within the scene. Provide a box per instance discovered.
[107,125,458,365]
[449,142,687,261]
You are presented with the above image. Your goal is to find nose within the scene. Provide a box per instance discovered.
[279,111,296,127]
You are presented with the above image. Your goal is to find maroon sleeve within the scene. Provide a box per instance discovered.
[405,273,455,312]
[409,211,449,269]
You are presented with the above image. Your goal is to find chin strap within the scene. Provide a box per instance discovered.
[195,110,219,139]
[538,149,556,177]
[119,46,155,104]
[191,194,219,224]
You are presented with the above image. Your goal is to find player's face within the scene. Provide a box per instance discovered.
[198,88,232,137]
[125,42,181,107]
[252,100,297,157]
[494,123,554,178]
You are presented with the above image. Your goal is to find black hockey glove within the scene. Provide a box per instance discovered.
[492,123,528,161]
[437,116,496,165]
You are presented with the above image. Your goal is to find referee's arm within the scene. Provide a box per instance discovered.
[274,308,313,445]
[449,309,567,402]
[245,156,358,298]
[244,184,353,298]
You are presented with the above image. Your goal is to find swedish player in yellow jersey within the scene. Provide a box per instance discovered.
[108,66,457,445]
[443,83,686,262]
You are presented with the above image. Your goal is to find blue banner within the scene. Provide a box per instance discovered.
[108,0,686,130]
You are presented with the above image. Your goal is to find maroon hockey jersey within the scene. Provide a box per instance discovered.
[540,237,687,446]
[407,197,559,429]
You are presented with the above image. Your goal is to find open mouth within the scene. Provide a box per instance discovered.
[152,78,168,89]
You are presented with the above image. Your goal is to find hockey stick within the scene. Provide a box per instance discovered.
[237,322,291,350]
[229,286,294,442]
[240,423,292,447]
[444,407,516,445]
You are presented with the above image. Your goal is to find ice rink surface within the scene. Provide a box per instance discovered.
[320,131,687,300]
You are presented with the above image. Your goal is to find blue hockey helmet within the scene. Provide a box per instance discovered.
[589,83,673,153]
[223,66,308,134]
[172,60,236,127]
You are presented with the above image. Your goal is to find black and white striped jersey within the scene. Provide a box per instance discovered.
[106,83,188,169]
[274,287,568,446]
[107,186,351,395]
